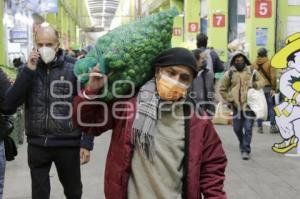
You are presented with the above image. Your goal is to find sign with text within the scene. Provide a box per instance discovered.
[188,23,199,32]
[256,28,268,46]
[213,14,225,27]
[173,28,182,36]
[9,29,28,43]
[255,0,272,18]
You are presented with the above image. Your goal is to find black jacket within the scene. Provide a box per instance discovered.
[0,69,11,110]
[0,69,16,141]
[192,69,216,116]
[5,49,93,149]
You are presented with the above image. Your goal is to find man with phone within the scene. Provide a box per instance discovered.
[5,25,93,199]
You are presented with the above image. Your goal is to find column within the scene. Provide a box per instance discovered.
[184,0,200,49]
[170,0,184,47]
[207,0,228,62]
[245,0,276,61]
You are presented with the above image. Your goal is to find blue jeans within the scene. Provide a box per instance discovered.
[233,110,255,153]
[0,141,6,198]
[257,92,276,127]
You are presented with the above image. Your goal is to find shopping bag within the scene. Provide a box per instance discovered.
[247,70,268,120]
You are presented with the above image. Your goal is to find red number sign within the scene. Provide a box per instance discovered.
[255,0,272,18]
[173,28,182,36]
[188,23,199,32]
[213,14,225,27]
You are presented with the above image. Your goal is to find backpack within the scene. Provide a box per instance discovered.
[204,49,214,73]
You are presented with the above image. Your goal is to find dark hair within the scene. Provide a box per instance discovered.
[287,49,300,63]
[12,58,23,68]
[196,33,208,48]
[192,47,206,60]
[257,48,268,57]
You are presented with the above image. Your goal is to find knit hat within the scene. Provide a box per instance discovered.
[154,47,198,77]
[257,48,268,57]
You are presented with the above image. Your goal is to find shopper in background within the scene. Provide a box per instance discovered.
[252,48,278,134]
[12,57,23,74]
[192,47,216,116]
[196,33,224,74]
[219,52,265,160]
[0,68,16,198]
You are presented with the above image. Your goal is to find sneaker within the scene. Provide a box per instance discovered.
[270,125,279,134]
[257,127,263,134]
[241,152,250,160]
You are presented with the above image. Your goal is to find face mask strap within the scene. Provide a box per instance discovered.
[159,72,190,89]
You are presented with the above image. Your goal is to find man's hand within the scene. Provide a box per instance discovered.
[270,90,276,97]
[80,148,91,165]
[27,49,40,71]
[86,65,108,93]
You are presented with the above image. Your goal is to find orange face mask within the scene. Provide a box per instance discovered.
[156,74,189,101]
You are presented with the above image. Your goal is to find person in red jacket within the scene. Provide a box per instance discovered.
[73,47,227,199]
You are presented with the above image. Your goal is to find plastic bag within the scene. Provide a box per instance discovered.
[247,70,268,120]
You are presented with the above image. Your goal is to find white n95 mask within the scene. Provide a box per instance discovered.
[39,47,56,64]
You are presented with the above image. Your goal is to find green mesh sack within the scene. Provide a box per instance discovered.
[74,7,179,101]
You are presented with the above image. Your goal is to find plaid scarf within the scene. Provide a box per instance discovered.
[132,79,159,160]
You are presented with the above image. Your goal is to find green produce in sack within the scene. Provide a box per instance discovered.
[74,7,179,101]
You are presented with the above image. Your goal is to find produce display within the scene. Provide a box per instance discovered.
[0,65,17,81]
[74,7,179,101]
